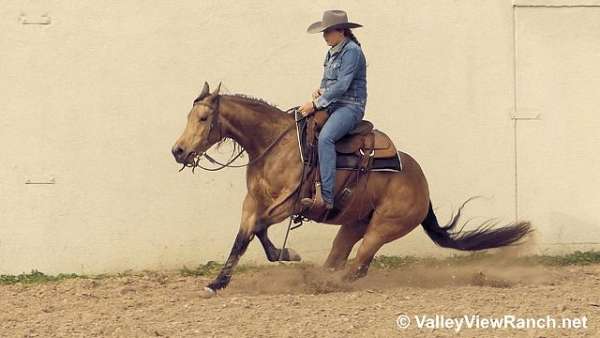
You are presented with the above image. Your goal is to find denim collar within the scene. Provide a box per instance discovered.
[327,37,349,58]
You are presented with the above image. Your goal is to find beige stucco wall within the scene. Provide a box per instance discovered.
[1,0,599,275]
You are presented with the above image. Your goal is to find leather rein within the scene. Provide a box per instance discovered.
[178,95,298,173]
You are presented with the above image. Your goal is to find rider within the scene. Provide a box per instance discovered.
[298,10,368,211]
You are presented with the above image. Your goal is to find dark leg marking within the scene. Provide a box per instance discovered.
[257,229,300,262]
[207,231,252,290]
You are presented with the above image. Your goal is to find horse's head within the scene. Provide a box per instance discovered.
[172,81,222,164]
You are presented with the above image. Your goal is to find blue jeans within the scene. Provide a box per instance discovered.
[318,102,365,205]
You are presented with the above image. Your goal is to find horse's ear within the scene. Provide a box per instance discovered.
[199,81,210,98]
[212,82,221,96]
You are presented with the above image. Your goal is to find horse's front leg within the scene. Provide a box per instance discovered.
[256,228,301,262]
[203,194,259,297]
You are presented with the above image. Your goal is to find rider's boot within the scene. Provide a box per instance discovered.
[301,181,334,211]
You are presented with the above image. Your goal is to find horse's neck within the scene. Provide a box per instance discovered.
[219,97,295,160]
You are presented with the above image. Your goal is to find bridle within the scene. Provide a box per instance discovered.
[178,95,297,173]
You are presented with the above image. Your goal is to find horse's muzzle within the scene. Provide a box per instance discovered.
[171,144,188,163]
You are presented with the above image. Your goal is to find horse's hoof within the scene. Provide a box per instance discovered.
[287,248,302,261]
[200,286,217,298]
[342,266,368,282]
[341,274,356,283]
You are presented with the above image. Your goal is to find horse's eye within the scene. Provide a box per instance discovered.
[199,116,208,122]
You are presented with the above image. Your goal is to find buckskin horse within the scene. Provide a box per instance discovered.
[171,82,532,298]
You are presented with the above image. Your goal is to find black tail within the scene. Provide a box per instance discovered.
[421,197,533,251]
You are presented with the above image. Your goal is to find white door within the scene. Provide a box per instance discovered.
[515,6,600,247]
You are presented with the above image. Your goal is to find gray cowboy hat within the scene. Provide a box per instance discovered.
[306,10,362,34]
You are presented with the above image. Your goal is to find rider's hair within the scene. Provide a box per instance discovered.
[340,28,361,47]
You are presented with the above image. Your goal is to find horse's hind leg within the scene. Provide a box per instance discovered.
[342,231,385,281]
[340,151,430,281]
[323,220,368,270]
[256,228,301,262]
[342,214,421,281]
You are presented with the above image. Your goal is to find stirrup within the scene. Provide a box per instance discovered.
[300,197,333,210]
[300,182,333,210]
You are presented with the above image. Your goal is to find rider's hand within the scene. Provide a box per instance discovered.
[298,100,316,117]
[312,88,323,100]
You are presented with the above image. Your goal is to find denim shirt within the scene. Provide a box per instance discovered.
[315,37,367,109]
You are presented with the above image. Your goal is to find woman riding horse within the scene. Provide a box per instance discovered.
[298,10,368,211]
[171,11,531,298]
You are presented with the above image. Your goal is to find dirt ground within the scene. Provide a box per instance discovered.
[1,262,599,338]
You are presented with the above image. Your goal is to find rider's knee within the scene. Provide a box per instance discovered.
[318,132,335,146]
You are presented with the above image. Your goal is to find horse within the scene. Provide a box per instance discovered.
[171,82,532,298]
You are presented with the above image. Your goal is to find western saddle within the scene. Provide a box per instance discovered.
[294,109,402,224]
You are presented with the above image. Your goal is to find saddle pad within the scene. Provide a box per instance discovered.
[336,152,403,172]
[296,112,310,161]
